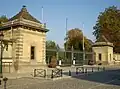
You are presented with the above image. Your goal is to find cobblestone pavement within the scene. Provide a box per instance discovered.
[0,68,120,89]
[1,77,120,89]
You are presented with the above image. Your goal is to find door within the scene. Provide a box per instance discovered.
[31,46,35,60]
[98,53,102,61]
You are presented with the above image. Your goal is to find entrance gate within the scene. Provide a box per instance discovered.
[46,49,94,66]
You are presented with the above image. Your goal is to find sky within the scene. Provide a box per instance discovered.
[0,0,120,48]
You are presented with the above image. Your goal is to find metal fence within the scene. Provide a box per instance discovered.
[46,49,94,66]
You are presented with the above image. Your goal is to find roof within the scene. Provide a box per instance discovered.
[0,6,49,32]
[9,5,41,23]
[95,35,109,42]
[92,35,113,47]
[87,39,94,45]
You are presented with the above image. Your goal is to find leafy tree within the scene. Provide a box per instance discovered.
[0,15,8,26]
[64,28,92,51]
[46,40,60,64]
[46,40,59,49]
[93,6,120,53]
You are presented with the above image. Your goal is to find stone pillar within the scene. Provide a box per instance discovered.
[59,60,61,66]
[73,60,75,65]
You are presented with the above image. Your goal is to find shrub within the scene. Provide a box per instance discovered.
[48,56,57,68]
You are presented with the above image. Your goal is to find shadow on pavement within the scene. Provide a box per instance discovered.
[63,69,120,86]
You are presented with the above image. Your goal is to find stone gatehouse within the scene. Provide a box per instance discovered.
[0,6,49,73]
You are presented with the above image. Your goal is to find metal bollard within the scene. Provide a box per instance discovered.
[69,70,71,76]
[3,77,8,89]
[92,67,93,72]
[51,70,53,78]
[103,67,105,71]
[98,67,100,71]
[85,68,87,73]
[44,70,46,78]
[61,69,62,77]
[82,67,84,73]
[76,68,78,75]
[0,80,1,85]
[34,69,36,77]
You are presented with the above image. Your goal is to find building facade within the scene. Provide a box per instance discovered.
[0,6,49,73]
[92,35,114,65]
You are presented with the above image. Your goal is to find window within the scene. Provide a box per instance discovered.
[98,53,102,61]
[31,46,35,60]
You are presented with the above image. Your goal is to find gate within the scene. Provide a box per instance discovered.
[46,49,94,66]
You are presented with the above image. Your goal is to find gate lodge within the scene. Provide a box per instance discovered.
[0,6,49,73]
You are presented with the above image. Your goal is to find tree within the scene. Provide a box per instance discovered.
[46,40,59,56]
[46,40,60,64]
[93,6,120,53]
[64,28,92,51]
[0,15,8,26]
[46,40,59,49]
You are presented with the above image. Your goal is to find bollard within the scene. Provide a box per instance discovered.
[69,70,71,76]
[98,67,99,71]
[34,69,36,77]
[85,68,87,73]
[61,69,62,77]
[0,80,1,85]
[76,68,78,75]
[82,67,84,73]
[44,70,46,78]
[3,77,8,89]
[59,60,62,66]
[103,67,105,71]
[92,67,93,72]
[51,70,53,78]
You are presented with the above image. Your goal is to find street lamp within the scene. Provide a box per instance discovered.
[0,31,4,78]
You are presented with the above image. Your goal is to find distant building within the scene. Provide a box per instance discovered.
[92,35,120,65]
[0,6,49,73]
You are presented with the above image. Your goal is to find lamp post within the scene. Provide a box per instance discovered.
[0,31,4,78]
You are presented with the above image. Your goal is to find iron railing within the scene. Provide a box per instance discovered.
[34,69,46,78]
[51,68,62,78]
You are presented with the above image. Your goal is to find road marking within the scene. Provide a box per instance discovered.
[88,78,118,89]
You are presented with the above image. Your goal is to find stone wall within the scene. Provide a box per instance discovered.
[92,45,114,65]
[20,27,46,65]
[2,27,47,73]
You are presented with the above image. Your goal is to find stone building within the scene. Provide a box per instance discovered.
[92,35,114,65]
[0,6,49,73]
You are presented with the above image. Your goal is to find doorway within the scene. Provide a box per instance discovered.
[31,46,35,60]
[98,53,102,61]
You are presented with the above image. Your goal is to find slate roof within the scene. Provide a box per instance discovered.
[92,35,113,47]
[9,5,41,23]
[95,35,109,42]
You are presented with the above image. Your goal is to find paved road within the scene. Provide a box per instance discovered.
[0,68,120,89]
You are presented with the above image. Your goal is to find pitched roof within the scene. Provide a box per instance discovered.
[87,39,94,45]
[96,35,109,42]
[8,5,41,23]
